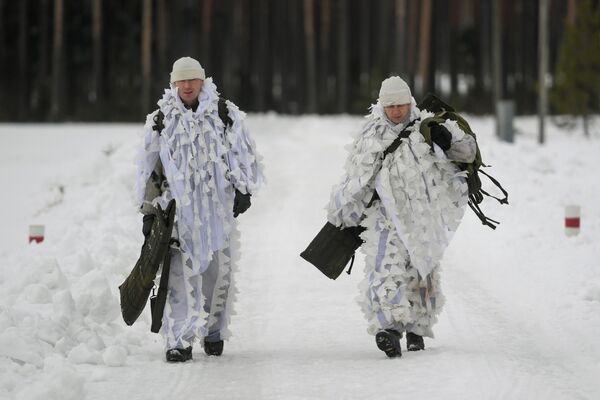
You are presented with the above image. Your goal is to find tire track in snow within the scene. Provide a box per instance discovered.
[443,260,593,399]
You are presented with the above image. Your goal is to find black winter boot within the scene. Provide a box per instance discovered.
[165,346,193,362]
[375,329,402,358]
[406,332,425,351]
[204,340,224,356]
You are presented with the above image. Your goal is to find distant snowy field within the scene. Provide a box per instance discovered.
[1,115,599,400]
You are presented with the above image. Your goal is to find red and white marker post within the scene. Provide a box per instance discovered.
[29,224,45,243]
[565,205,580,236]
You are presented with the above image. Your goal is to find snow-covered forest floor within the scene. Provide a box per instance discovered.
[1,115,599,400]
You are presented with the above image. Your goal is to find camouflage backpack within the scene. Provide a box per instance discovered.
[418,93,509,229]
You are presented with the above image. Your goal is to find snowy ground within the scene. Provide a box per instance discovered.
[1,115,599,400]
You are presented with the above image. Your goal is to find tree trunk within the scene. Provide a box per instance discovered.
[377,0,390,75]
[359,0,370,87]
[141,0,152,115]
[538,0,549,144]
[513,0,525,108]
[492,0,503,135]
[319,0,332,111]
[417,0,432,97]
[0,1,5,85]
[221,0,237,99]
[18,0,28,120]
[480,0,492,95]
[51,0,64,120]
[471,0,488,103]
[337,0,349,112]
[231,0,244,101]
[393,0,406,75]
[304,0,317,113]
[200,0,212,68]
[92,0,103,104]
[567,0,577,25]
[449,0,459,99]
[33,0,50,116]
[293,0,304,113]
[492,0,502,103]
[252,0,268,111]
[582,115,590,137]
[0,0,4,63]
[157,0,168,80]
[268,1,284,111]
[406,0,419,87]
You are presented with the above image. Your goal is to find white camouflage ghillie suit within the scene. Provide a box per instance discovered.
[136,75,263,353]
[327,82,475,344]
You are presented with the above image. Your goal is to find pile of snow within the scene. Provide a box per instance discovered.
[0,126,148,400]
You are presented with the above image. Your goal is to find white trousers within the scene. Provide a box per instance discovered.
[358,202,445,338]
[160,245,236,350]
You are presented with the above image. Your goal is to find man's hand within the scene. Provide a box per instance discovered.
[429,123,452,151]
[142,214,155,237]
[233,189,251,217]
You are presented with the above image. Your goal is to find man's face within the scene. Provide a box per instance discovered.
[384,103,411,125]
[175,79,204,106]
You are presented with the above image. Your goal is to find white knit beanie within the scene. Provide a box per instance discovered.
[378,76,411,106]
[170,57,206,83]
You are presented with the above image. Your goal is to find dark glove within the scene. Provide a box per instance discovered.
[233,189,251,217]
[142,214,155,237]
[429,123,452,151]
[218,98,233,128]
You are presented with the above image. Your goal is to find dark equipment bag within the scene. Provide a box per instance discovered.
[300,223,365,280]
[118,199,176,326]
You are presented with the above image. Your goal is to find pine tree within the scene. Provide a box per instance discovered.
[550,0,600,136]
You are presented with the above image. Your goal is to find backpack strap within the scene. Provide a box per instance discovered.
[465,168,508,230]
[217,97,233,128]
[468,197,501,229]
[366,119,418,207]
[381,119,417,157]
[478,169,509,204]
[151,97,233,134]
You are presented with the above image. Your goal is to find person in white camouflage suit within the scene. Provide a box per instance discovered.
[327,76,476,358]
[136,57,264,362]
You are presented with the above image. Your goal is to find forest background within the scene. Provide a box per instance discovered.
[1,0,598,124]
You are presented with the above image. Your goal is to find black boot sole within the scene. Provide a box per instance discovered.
[204,340,224,356]
[406,332,425,351]
[375,331,402,358]
[166,347,193,362]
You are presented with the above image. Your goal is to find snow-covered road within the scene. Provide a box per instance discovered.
[1,116,599,400]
